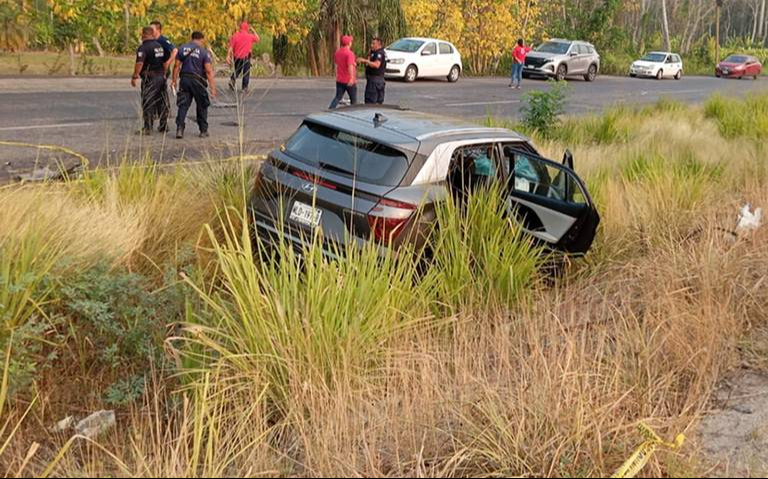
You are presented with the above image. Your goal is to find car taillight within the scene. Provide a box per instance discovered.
[367,198,417,243]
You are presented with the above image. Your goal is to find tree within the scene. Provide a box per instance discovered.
[404,0,542,75]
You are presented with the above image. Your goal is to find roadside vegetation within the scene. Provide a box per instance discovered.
[1,94,767,476]
[2,0,766,77]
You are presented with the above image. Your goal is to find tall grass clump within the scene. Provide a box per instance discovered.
[704,93,768,139]
[424,183,542,312]
[181,208,428,407]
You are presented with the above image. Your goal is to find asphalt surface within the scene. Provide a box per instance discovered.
[0,74,765,182]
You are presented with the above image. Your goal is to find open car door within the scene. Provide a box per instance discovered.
[500,144,600,255]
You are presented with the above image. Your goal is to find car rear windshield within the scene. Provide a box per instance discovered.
[724,55,748,63]
[284,122,410,187]
[535,41,570,54]
[388,39,425,53]
[641,53,667,62]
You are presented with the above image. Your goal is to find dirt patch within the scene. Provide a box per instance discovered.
[698,371,768,476]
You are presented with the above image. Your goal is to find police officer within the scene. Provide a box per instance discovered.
[172,31,217,139]
[131,26,167,135]
[151,20,178,131]
[358,37,387,104]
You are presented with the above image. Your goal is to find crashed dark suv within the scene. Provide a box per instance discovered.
[250,106,599,258]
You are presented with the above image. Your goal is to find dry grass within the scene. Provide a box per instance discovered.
[1,98,767,477]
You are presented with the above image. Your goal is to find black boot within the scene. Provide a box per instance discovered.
[199,131,209,138]
[176,126,184,139]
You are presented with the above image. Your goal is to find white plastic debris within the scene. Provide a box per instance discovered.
[50,416,75,433]
[75,410,116,439]
[737,204,763,233]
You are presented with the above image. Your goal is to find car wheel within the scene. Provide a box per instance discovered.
[656,69,664,80]
[584,64,597,82]
[447,65,460,83]
[405,65,418,83]
[555,64,567,81]
[675,69,682,80]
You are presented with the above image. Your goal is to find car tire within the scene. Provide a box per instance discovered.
[447,65,460,83]
[656,69,664,80]
[405,65,418,83]
[675,69,682,80]
[584,64,598,82]
[555,64,567,81]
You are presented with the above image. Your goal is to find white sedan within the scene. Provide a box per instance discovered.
[629,52,683,80]
[385,37,463,83]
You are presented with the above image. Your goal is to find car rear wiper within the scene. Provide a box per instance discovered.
[319,162,354,176]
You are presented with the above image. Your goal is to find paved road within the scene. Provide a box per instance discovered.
[0,75,765,181]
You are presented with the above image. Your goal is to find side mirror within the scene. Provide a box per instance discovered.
[562,149,574,169]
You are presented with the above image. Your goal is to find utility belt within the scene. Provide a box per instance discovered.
[181,72,207,82]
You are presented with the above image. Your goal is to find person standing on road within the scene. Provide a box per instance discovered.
[172,31,217,139]
[358,37,387,104]
[150,20,177,132]
[329,35,357,109]
[510,39,532,89]
[131,26,167,135]
[227,21,260,93]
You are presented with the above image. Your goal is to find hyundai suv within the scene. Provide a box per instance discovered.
[524,39,600,82]
[250,106,600,259]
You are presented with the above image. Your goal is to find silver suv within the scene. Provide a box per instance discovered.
[250,106,600,259]
[524,39,600,82]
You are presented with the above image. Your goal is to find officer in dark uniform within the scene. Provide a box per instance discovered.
[151,21,178,131]
[131,26,167,135]
[358,37,387,104]
[172,31,217,139]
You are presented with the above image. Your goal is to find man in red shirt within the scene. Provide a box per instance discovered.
[329,35,357,109]
[511,39,532,89]
[227,21,260,93]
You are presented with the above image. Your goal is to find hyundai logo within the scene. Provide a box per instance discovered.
[301,182,316,193]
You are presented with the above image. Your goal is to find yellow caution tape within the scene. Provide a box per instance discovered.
[0,140,90,169]
[611,423,685,478]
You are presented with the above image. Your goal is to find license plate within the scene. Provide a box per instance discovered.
[289,202,323,228]
[723,69,729,74]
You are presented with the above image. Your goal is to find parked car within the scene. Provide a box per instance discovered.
[629,52,683,80]
[523,39,600,82]
[384,37,463,83]
[716,55,763,79]
[250,106,600,260]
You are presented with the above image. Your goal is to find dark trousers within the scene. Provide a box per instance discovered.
[176,76,210,133]
[329,82,357,109]
[141,75,169,131]
[364,75,385,104]
[230,57,252,91]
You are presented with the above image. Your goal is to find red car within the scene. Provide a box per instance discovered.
[716,55,763,79]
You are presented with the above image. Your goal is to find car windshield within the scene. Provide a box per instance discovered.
[724,55,748,63]
[641,53,667,63]
[388,39,425,53]
[535,41,571,54]
[284,122,411,187]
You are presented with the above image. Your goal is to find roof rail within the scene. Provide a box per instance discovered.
[334,103,410,112]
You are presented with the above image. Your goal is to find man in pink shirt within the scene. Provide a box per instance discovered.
[511,39,532,89]
[227,21,260,93]
[329,35,357,109]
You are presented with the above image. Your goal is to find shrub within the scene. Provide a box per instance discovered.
[520,80,568,139]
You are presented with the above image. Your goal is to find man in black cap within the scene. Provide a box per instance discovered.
[131,26,167,134]
[358,37,387,104]
[172,31,217,139]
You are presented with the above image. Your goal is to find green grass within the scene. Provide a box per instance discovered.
[0,51,135,76]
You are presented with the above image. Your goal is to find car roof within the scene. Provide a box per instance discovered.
[304,106,528,156]
[648,51,675,55]
[393,37,453,43]
[547,38,595,46]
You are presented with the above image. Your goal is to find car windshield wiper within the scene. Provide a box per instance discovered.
[319,162,354,176]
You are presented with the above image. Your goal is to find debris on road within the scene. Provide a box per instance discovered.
[50,416,75,433]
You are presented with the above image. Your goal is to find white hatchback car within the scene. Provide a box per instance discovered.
[385,37,463,83]
[629,52,683,80]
